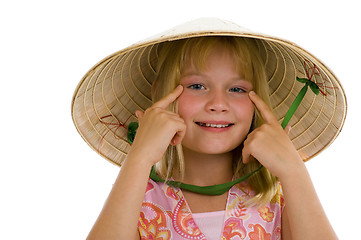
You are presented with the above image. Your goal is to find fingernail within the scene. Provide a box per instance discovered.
[249,91,255,95]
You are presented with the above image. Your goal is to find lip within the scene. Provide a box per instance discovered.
[194,121,234,132]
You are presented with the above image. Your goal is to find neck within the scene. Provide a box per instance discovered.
[177,147,234,186]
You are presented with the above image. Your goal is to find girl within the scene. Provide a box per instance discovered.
[72,18,346,239]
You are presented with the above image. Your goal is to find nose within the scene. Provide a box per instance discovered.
[205,90,230,113]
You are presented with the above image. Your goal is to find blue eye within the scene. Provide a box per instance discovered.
[188,84,205,90]
[230,87,246,93]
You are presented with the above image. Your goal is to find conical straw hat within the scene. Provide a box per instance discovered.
[71,18,347,166]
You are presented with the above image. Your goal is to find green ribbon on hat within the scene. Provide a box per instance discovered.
[127,122,139,144]
[281,77,320,129]
[148,76,320,195]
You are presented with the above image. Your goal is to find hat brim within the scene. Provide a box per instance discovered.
[72,18,347,166]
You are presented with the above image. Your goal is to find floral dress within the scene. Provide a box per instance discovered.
[138,179,284,240]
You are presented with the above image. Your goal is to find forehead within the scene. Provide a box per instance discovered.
[180,37,251,81]
[183,44,256,87]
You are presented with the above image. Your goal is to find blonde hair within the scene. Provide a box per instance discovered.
[151,36,278,206]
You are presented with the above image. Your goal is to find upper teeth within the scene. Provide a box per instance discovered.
[197,122,231,128]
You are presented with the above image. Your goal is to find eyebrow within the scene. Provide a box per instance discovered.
[181,73,250,84]
[180,72,204,78]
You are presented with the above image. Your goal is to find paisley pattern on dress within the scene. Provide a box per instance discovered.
[258,207,274,223]
[172,198,206,239]
[138,202,171,240]
[222,217,247,239]
[138,179,284,239]
[248,224,271,240]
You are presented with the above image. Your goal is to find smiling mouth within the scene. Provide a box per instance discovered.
[195,122,234,128]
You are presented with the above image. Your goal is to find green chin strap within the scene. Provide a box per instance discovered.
[148,76,320,195]
[149,165,263,196]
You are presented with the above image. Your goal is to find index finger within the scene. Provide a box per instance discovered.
[152,85,183,109]
[248,91,278,124]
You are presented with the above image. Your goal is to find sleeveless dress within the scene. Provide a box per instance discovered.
[138,179,284,240]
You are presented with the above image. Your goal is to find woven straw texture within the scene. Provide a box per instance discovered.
[72,18,347,166]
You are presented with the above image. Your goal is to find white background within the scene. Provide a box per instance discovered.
[1,0,360,239]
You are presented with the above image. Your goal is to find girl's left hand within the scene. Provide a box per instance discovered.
[242,91,304,179]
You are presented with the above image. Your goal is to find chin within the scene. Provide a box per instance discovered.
[182,142,240,155]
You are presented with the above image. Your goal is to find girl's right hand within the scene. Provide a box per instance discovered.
[87,88,184,240]
[129,85,186,166]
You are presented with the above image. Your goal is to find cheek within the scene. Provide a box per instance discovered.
[177,92,203,118]
[233,97,255,119]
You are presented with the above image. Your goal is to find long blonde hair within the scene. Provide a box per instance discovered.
[151,36,278,206]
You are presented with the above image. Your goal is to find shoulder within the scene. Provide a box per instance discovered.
[142,179,183,211]
[144,178,163,195]
[221,181,284,239]
[234,180,284,208]
[229,180,284,213]
[144,179,181,198]
[271,181,285,210]
[138,180,185,239]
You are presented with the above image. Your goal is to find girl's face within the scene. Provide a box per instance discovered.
[178,45,255,155]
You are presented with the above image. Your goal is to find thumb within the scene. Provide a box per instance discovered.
[242,146,252,164]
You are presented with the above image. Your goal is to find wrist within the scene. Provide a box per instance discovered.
[126,146,159,169]
[277,160,308,184]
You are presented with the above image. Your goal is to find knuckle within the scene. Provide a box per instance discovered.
[259,124,271,132]
[154,107,163,112]
[247,141,256,151]
[145,107,156,114]
[144,108,150,114]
